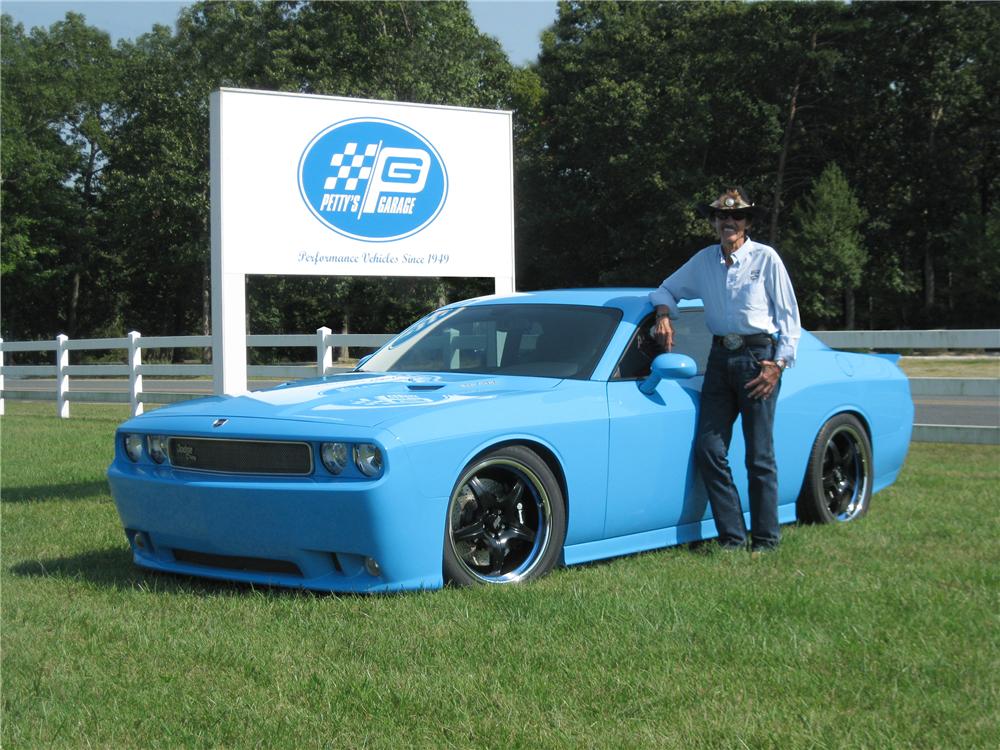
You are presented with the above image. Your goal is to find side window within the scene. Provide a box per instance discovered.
[671,310,711,374]
[612,309,711,379]
[613,314,660,380]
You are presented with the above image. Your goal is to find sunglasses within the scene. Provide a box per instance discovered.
[712,210,752,222]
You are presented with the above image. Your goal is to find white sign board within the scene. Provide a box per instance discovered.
[210,88,515,394]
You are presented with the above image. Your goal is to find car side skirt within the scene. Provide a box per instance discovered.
[562,503,799,565]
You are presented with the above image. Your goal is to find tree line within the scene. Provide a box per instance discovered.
[3,0,998,352]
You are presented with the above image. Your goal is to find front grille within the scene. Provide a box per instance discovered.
[168,437,312,475]
[172,548,303,577]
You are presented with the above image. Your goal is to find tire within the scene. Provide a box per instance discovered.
[444,445,566,586]
[798,413,873,524]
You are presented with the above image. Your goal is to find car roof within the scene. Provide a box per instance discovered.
[450,289,703,320]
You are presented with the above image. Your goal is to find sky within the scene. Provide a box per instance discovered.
[1,0,559,66]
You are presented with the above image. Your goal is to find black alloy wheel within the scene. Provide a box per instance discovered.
[444,445,566,586]
[798,413,873,524]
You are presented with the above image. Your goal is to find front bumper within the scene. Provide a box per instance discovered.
[107,463,448,593]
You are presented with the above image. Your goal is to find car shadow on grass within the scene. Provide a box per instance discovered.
[9,548,137,587]
[8,547,342,599]
[1,480,110,503]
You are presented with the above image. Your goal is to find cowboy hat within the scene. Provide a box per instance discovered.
[695,186,767,220]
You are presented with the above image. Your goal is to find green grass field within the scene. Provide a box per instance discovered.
[898,357,999,378]
[2,402,998,748]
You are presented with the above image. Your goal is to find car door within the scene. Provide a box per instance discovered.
[603,311,712,538]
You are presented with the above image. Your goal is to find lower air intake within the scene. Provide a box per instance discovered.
[172,548,303,577]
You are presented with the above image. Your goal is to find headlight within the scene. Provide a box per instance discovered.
[147,435,168,464]
[124,434,144,462]
[320,442,348,475]
[354,443,384,478]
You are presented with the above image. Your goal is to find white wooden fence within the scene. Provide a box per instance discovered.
[0,328,392,417]
[1,328,997,444]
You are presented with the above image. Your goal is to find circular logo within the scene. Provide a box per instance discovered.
[298,118,448,242]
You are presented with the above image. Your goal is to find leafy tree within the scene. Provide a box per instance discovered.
[834,1,1000,327]
[784,163,868,328]
[940,208,1000,328]
[1,13,121,341]
[102,1,511,350]
[518,1,846,290]
[3,0,998,344]
[517,0,999,331]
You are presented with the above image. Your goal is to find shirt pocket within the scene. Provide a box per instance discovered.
[733,271,769,313]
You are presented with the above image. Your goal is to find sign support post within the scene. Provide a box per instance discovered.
[211,92,248,395]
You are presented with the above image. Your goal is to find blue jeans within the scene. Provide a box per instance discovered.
[695,341,781,550]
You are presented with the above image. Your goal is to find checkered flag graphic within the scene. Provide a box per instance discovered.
[324,142,378,191]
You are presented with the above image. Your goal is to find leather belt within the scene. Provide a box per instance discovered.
[712,333,775,351]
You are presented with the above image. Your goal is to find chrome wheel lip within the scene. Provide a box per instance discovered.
[821,425,870,522]
[447,457,553,584]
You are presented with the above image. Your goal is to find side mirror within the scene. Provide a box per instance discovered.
[639,353,697,394]
[355,353,374,370]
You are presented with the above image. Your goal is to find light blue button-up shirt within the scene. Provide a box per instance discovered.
[649,238,801,365]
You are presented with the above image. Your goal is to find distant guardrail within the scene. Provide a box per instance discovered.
[907,378,999,398]
[2,328,997,445]
[812,329,1000,350]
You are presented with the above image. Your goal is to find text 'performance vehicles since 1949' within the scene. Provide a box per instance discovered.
[107,290,913,592]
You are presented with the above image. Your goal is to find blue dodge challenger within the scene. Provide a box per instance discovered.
[108,289,913,592]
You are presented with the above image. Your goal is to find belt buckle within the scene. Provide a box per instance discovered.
[722,333,744,351]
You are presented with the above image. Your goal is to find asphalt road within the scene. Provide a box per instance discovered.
[5,378,997,428]
[911,398,999,427]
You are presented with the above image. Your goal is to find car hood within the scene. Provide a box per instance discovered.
[139,372,564,429]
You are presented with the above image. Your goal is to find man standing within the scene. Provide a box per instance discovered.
[651,187,801,552]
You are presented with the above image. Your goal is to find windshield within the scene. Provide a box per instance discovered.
[360,304,623,379]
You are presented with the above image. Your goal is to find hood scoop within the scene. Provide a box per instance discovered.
[407,384,445,391]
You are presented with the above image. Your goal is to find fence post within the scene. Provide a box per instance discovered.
[316,327,333,377]
[56,334,70,418]
[129,331,144,416]
[0,337,5,416]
